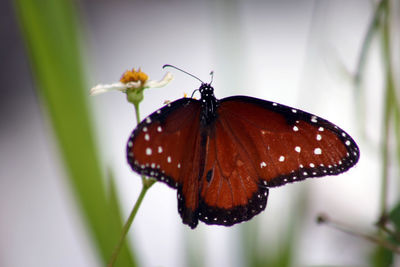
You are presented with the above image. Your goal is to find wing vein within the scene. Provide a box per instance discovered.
[219,115,260,185]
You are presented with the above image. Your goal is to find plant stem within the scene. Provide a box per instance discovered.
[108,100,156,266]
[107,179,155,267]
[354,0,385,87]
[380,0,392,221]
[317,214,400,254]
[134,102,141,125]
[353,0,385,139]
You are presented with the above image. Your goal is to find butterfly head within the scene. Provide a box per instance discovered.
[198,70,214,99]
[199,83,214,97]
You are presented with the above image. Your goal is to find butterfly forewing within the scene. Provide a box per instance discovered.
[128,98,207,228]
[127,98,202,188]
[219,96,359,186]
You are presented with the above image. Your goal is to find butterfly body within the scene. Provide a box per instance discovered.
[127,83,359,229]
[198,83,219,125]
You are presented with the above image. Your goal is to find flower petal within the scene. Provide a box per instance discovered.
[90,81,141,96]
[145,72,174,88]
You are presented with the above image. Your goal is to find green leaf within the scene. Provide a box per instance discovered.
[240,188,308,267]
[371,245,393,267]
[13,0,136,266]
[389,203,400,234]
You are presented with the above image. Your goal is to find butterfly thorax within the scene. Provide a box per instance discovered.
[199,83,219,125]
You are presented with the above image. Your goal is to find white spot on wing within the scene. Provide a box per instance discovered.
[314,148,322,155]
[260,162,267,168]
[146,148,152,156]
[295,146,301,153]
[279,156,285,162]
[311,116,317,123]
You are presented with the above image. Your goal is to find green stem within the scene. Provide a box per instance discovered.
[108,99,156,266]
[318,214,400,254]
[394,97,400,170]
[133,102,141,125]
[107,180,155,267]
[353,1,385,141]
[378,224,400,243]
[380,0,393,221]
[381,95,390,218]
[354,0,385,87]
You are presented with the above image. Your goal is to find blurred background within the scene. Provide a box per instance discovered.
[1,0,399,266]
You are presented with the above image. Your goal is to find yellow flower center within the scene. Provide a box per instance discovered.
[120,68,149,84]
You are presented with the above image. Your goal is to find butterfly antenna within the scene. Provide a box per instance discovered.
[163,64,204,84]
[190,89,199,98]
[209,71,214,84]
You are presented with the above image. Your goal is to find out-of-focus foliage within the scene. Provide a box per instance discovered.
[13,0,136,266]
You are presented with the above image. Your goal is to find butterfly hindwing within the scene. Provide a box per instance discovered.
[197,118,269,226]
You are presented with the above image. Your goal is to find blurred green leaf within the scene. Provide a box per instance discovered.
[389,203,400,234]
[13,0,136,266]
[371,245,393,267]
[371,1,398,266]
[240,188,308,267]
[241,217,293,267]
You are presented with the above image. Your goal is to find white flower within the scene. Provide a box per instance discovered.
[90,69,173,96]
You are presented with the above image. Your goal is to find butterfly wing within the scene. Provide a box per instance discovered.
[127,98,205,227]
[128,94,360,229]
[218,96,360,186]
[195,96,359,226]
[197,118,269,226]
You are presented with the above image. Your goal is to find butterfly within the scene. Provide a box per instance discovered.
[126,66,360,229]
